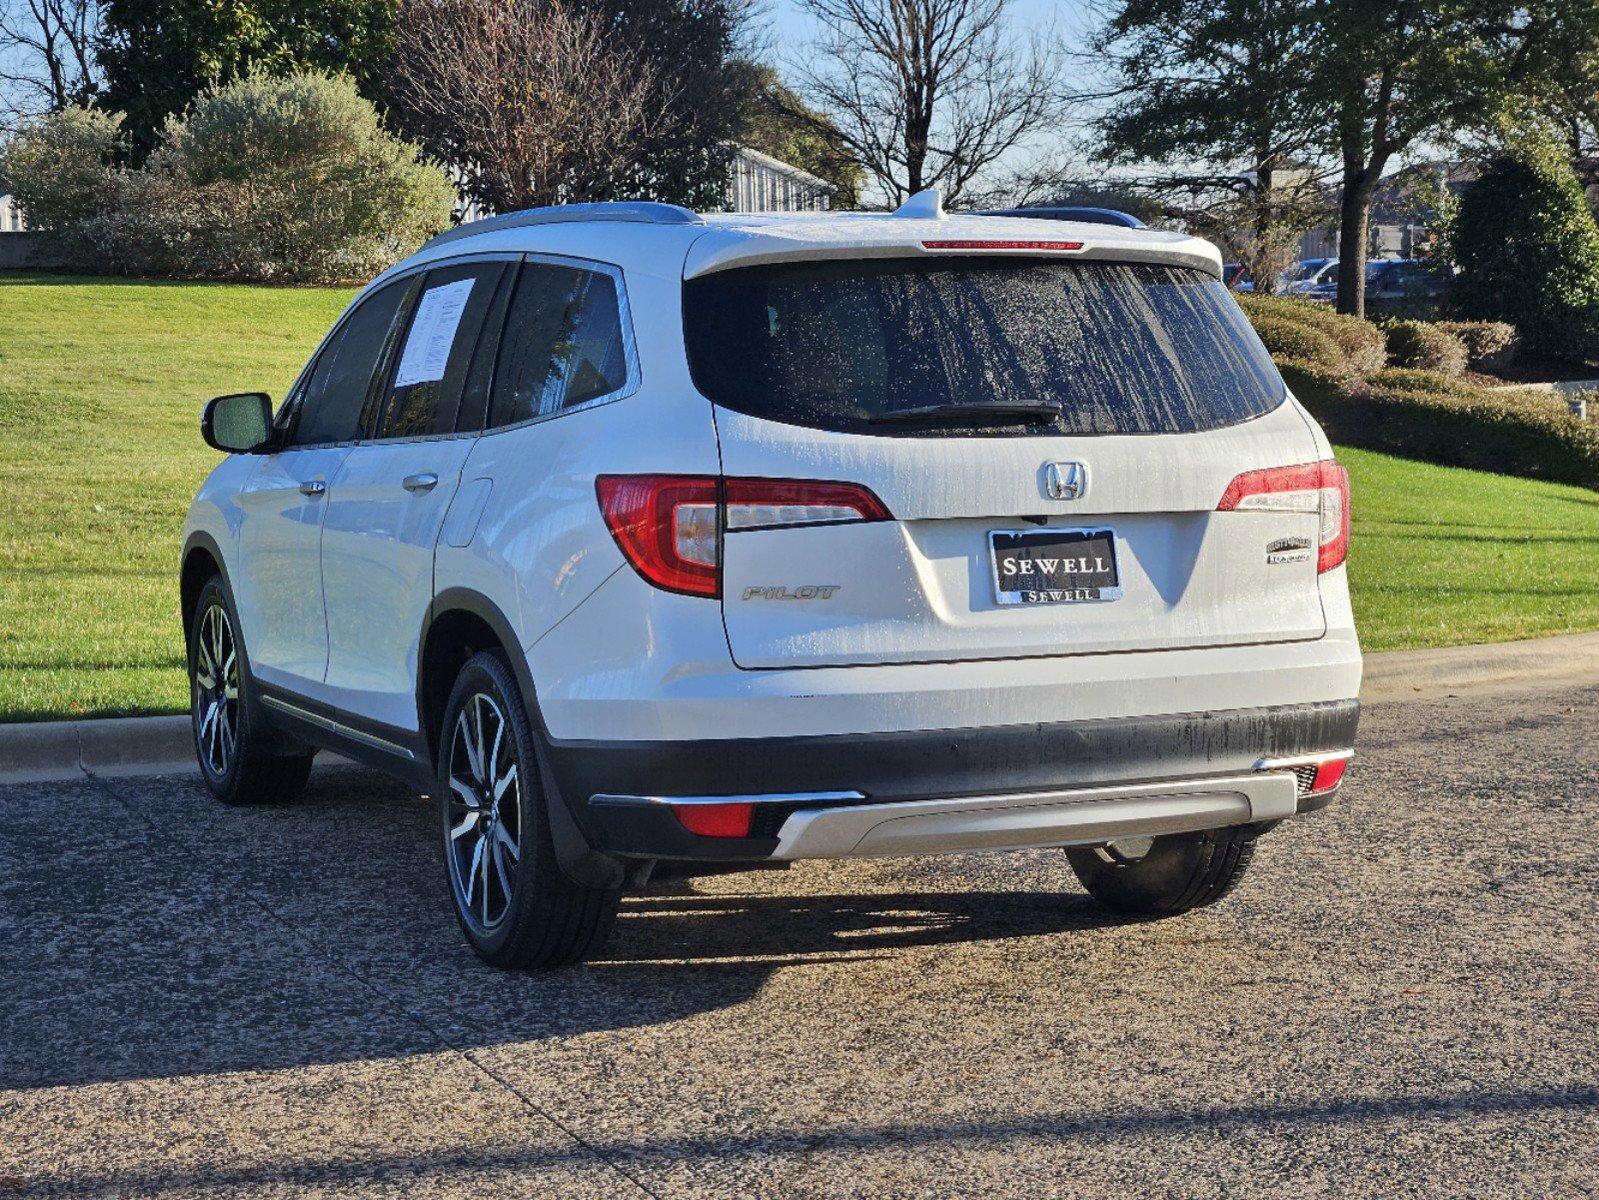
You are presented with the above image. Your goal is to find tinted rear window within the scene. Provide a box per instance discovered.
[682,258,1285,436]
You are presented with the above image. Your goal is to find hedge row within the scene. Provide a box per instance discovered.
[1248,296,1598,490]
[1239,294,1388,380]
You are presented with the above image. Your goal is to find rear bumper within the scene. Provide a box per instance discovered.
[560,697,1359,861]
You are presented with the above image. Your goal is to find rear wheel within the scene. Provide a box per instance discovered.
[439,650,618,968]
[1066,825,1264,916]
[189,576,314,805]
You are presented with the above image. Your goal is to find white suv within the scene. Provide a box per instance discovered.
[182,195,1361,969]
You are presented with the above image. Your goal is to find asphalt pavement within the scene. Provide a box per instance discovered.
[2,681,1597,1198]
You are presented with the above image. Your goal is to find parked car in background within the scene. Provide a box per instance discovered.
[1222,263,1252,290]
[1280,258,1338,295]
[181,195,1361,969]
[1365,258,1453,306]
[1303,258,1454,307]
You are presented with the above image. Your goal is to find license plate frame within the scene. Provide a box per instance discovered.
[989,527,1122,606]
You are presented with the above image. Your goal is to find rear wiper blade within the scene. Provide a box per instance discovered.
[868,403,1062,426]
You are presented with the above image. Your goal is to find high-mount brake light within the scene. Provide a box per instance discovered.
[1216,459,1350,573]
[596,475,892,598]
[921,239,1085,252]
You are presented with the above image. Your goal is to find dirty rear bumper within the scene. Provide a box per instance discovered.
[553,698,1360,861]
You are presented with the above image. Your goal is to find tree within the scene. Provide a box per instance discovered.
[389,0,661,213]
[576,0,754,210]
[733,62,863,208]
[0,0,101,115]
[1313,0,1599,316]
[1452,125,1599,362]
[1088,0,1331,292]
[784,0,1061,206]
[389,0,750,213]
[96,0,396,158]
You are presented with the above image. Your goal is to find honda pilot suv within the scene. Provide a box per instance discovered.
[181,195,1360,969]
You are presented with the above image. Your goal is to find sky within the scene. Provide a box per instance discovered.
[756,0,1106,200]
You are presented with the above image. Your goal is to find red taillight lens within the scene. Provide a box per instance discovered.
[1308,756,1349,795]
[597,475,892,597]
[723,477,891,531]
[1216,459,1350,573]
[671,801,754,838]
[595,474,721,598]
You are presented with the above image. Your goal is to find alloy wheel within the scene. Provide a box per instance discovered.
[193,603,239,778]
[445,692,523,932]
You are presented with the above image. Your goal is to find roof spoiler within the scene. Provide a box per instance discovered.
[420,201,704,252]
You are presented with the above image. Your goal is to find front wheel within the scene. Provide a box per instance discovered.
[189,576,314,805]
[1066,826,1265,916]
[439,650,618,968]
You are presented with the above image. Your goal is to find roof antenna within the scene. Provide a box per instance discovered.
[892,188,945,220]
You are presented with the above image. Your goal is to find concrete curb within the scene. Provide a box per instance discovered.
[1360,629,1599,702]
[3,632,1598,783]
[0,714,194,784]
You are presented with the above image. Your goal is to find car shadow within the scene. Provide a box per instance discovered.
[1,766,1132,1091]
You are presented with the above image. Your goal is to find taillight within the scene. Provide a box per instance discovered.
[596,475,891,598]
[595,474,721,597]
[1216,459,1350,573]
[724,477,890,531]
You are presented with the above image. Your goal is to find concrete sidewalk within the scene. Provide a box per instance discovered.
[3,631,1597,783]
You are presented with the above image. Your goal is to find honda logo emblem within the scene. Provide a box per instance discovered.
[1044,461,1088,501]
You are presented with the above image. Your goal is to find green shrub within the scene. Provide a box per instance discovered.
[1239,293,1387,379]
[1451,128,1599,363]
[1383,319,1468,376]
[150,72,456,283]
[1301,368,1599,489]
[1433,320,1519,370]
[1246,314,1342,372]
[0,74,455,284]
[0,107,123,260]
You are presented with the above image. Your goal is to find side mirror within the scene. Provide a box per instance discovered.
[201,392,274,454]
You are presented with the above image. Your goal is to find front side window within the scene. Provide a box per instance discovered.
[293,280,410,446]
[488,262,629,428]
[683,257,1286,437]
[374,262,509,440]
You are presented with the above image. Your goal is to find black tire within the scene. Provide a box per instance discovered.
[438,650,618,969]
[188,576,314,805]
[1066,826,1264,916]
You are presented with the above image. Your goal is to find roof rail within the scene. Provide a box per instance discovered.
[420,201,705,251]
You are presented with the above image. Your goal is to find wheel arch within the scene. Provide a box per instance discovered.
[180,531,229,648]
[419,588,624,890]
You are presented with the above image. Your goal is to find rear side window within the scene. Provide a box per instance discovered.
[373,261,508,439]
[488,262,629,428]
[294,280,410,445]
[682,258,1286,436]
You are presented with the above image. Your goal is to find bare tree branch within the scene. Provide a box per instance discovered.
[389,0,672,214]
[0,0,100,118]
[781,0,1063,206]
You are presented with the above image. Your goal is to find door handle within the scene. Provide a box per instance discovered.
[402,472,439,493]
[298,479,326,497]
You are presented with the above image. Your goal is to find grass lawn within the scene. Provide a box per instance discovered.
[2,273,1597,721]
[0,274,352,721]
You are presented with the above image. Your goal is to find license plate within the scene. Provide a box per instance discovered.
[990,528,1121,605]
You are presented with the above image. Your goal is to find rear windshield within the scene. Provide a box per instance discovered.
[682,257,1285,436]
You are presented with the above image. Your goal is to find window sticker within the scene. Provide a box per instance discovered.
[394,277,476,387]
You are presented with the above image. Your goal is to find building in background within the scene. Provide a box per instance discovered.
[723,146,835,212]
